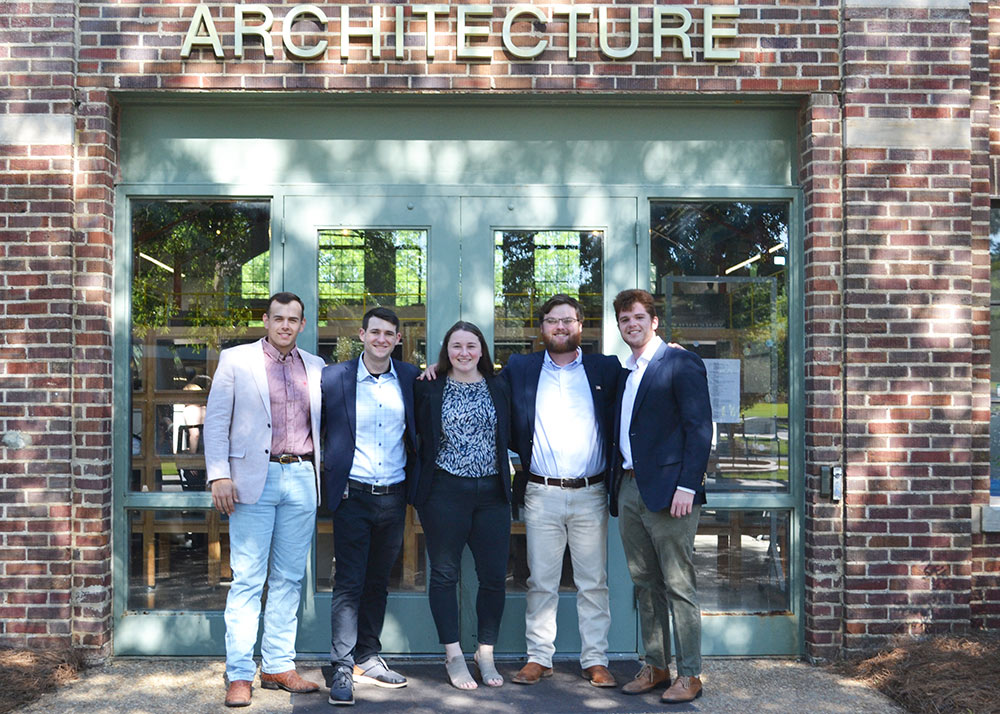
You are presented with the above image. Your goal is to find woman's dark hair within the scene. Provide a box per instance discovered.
[435,321,495,378]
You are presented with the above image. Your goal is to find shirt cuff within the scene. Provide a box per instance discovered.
[676,486,696,495]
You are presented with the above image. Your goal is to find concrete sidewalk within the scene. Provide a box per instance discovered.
[16,658,906,714]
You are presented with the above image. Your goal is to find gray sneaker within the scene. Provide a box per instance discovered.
[328,666,355,706]
[353,656,407,689]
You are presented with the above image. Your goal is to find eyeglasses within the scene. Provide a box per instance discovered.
[542,317,580,327]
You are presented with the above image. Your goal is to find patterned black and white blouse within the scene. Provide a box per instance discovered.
[435,377,497,478]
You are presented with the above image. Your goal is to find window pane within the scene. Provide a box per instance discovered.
[494,230,603,366]
[130,200,270,495]
[697,509,791,614]
[651,201,789,494]
[127,509,230,611]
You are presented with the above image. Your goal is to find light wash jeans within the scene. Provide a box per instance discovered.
[224,460,316,682]
[523,480,611,669]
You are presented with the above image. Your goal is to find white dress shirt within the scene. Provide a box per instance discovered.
[349,357,406,486]
[619,335,694,495]
[530,349,605,479]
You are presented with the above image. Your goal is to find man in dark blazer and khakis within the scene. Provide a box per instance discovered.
[610,289,712,705]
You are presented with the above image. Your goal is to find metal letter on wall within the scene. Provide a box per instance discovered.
[181,4,225,59]
[457,6,494,60]
[501,5,548,60]
[703,5,740,61]
[282,4,329,60]
[341,5,382,59]
[235,5,274,58]
[550,5,592,61]
[412,5,449,60]
[653,6,692,60]
[598,5,639,60]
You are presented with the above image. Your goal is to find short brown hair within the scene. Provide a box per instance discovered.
[538,294,583,326]
[613,289,657,320]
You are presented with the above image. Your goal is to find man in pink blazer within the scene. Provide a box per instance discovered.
[205,292,325,708]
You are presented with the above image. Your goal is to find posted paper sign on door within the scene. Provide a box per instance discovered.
[703,358,740,424]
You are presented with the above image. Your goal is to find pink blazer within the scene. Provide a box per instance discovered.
[204,340,324,505]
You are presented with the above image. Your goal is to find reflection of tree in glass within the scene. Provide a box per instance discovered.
[318,229,426,314]
[495,230,602,331]
[131,201,270,350]
[651,201,789,406]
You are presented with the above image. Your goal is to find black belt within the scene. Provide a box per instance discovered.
[528,474,604,489]
[270,453,313,464]
[348,478,405,495]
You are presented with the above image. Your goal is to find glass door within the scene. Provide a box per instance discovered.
[283,194,460,655]
[459,196,639,655]
[650,199,801,655]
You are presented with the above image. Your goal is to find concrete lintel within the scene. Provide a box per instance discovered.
[844,117,971,150]
[0,114,75,146]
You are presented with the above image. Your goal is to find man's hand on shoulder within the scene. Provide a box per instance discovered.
[417,363,439,381]
[667,342,686,351]
[669,489,695,518]
[211,478,239,515]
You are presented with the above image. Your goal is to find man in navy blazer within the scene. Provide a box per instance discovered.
[504,295,622,689]
[320,306,420,706]
[610,289,712,705]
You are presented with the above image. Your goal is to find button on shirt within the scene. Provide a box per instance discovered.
[349,357,407,486]
[530,349,604,479]
[619,335,694,495]
[261,338,313,457]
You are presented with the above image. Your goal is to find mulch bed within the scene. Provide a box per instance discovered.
[837,632,1000,714]
[0,645,84,714]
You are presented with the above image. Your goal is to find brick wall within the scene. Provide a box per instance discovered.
[2,0,999,659]
[972,0,1000,631]
[800,90,845,662]
[840,2,977,651]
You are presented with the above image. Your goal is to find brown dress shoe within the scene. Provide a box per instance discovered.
[582,664,617,688]
[661,675,703,703]
[621,663,670,695]
[224,680,252,707]
[259,669,321,693]
[511,662,553,685]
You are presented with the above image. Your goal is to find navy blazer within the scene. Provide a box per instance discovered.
[320,356,421,511]
[610,341,712,517]
[413,375,513,506]
[502,350,622,481]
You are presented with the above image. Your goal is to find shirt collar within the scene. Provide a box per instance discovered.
[542,347,582,370]
[356,355,397,382]
[261,337,299,363]
[625,335,663,371]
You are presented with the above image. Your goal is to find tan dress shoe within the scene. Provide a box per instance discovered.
[582,664,617,688]
[259,669,321,693]
[621,663,670,695]
[224,680,252,707]
[511,662,553,685]
[661,675,703,703]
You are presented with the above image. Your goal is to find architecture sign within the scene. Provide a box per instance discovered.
[180,3,741,62]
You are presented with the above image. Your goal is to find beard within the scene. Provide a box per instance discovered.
[542,331,582,354]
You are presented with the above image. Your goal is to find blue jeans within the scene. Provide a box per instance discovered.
[418,471,510,645]
[224,460,317,682]
[329,488,406,669]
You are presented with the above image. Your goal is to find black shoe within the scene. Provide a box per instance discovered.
[328,666,355,706]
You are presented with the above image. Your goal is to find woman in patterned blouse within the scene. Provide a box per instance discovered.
[414,321,512,690]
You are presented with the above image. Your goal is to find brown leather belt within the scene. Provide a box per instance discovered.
[622,468,634,478]
[269,453,313,464]
[527,474,604,489]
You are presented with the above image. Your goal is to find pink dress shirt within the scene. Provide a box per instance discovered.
[262,338,314,456]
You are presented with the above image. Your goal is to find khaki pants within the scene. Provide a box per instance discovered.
[523,480,611,669]
[617,475,702,676]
